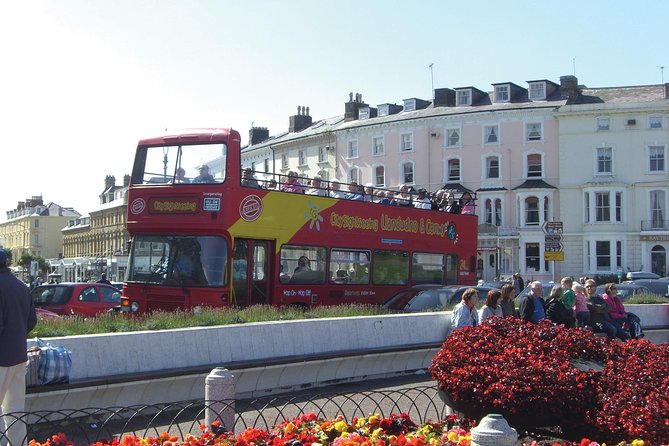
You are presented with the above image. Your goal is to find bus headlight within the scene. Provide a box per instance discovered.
[130,301,139,312]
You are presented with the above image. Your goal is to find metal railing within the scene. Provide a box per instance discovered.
[4,386,448,445]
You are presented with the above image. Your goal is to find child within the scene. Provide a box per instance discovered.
[572,283,590,328]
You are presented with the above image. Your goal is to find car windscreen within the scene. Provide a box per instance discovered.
[405,289,453,311]
[32,286,72,305]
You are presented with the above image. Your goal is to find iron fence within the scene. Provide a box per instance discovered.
[3,385,449,445]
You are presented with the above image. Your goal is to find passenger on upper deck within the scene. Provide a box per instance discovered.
[329,179,346,199]
[460,192,475,215]
[344,181,364,201]
[193,165,215,183]
[443,192,461,214]
[266,179,279,190]
[364,184,375,202]
[305,176,327,196]
[396,184,412,206]
[281,171,304,193]
[241,167,260,188]
[413,188,431,209]
[175,167,190,183]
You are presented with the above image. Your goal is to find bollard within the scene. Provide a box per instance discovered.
[470,414,517,446]
[205,367,236,432]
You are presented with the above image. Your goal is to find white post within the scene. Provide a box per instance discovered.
[205,367,236,432]
[470,414,517,446]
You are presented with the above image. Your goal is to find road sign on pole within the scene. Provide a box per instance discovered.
[543,221,564,263]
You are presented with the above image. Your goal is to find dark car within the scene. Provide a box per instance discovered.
[382,285,495,312]
[31,282,122,316]
[595,283,652,301]
[515,282,556,304]
[624,279,669,298]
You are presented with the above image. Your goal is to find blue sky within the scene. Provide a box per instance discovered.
[1,0,667,221]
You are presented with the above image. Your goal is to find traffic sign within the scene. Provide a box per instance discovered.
[544,251,564,261]
[544,235,562,243]
[542,221,563,234]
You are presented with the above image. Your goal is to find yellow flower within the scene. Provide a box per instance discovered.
[371,428,383,441]
[335,421,349,432]
[369,415,380,425]
[285,422,297,434]
[447,431,458,441]
[632,441,645,446]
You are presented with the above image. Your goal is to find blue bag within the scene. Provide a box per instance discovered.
[35,338,72,385]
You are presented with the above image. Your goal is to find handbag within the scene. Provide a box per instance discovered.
[25,347,41,387]
[34,338,72,385]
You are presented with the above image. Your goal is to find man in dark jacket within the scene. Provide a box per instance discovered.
[0,249,37,446]
[518,281,546,323]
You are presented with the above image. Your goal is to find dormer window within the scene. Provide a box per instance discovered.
[529,82,546,100]
[378,104,390,117]
[494,85,509,102]
[456,89,471,106]
[358,108,370,119]
[403,99,416,111]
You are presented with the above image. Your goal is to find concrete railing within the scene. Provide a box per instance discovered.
[25,305,668,412]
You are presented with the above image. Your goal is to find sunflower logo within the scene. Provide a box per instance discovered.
[304,201,324,231]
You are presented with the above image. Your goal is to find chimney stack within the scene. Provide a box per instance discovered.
[289,106,313,133]
[104,175,116,190]
[123,174,131,187]
[344,92,367,121]
[559,75,580,103]
[248,127,270,145]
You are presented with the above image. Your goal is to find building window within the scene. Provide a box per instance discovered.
[375,165,385,187]
[318,146,327,163]
[400,133,413,152]
[373,137,385,156]
[447,158,461,181]
[34,219,39,228]
[529,82,545,100]
[527,153,543,177]
[484,125,499,144]
[596,241,612,270]
[403,99,416,112]
[649,145,666,172]
[495,199,502,226]
[525,197,539,225]
[402,161,414,184]
[596,147,613,174]
[485,199,493,224]
[595,192,610,222]
[348,166,360,184]
[264,158,270,173]
[456,90,471,106]
[525,243,540,271]
[650,190,666,229]
[525,122,542,141]
[281,154,288,169]
[649,115,663,129]
[494,85,509,102]
[486,156,500,179]
[347,140,358,159]
[597,117,610,131]
[298,150,306,166]
[446,128,460,147]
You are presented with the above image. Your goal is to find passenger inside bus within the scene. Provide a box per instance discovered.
[294,256,311,273]
[175,167,190,183]
[193,165,215,183]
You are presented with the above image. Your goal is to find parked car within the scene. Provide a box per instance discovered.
[35,307,62,319]
[624,279,669,298]
[626,271,660,280]
[31,282,122,316]
[515,282,556,303]
[381,285,496,312]
[595,283,652,301]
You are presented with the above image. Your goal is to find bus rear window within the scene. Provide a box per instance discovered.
[132,143,227,185]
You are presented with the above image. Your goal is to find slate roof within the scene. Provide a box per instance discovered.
[512,179,557,190]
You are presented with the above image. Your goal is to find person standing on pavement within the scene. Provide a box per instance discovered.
[0,249,37,446]
[97,273,111,285]
[518,281,546,324]
[451,288,479,330]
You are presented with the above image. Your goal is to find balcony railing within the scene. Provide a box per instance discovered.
[641,220,669,231]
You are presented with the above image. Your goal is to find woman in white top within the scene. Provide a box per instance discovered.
[479,289,503,323]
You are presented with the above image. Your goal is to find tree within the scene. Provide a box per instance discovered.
[19,253,49,277]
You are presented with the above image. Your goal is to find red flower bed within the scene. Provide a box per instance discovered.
[429,317,669,444]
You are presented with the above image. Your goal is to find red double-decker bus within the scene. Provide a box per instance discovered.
[121,128,478,313]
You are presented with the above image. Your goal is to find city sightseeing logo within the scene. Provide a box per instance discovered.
[130,198,146,215]
[240,195,263,222]
[304,201,324,231]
